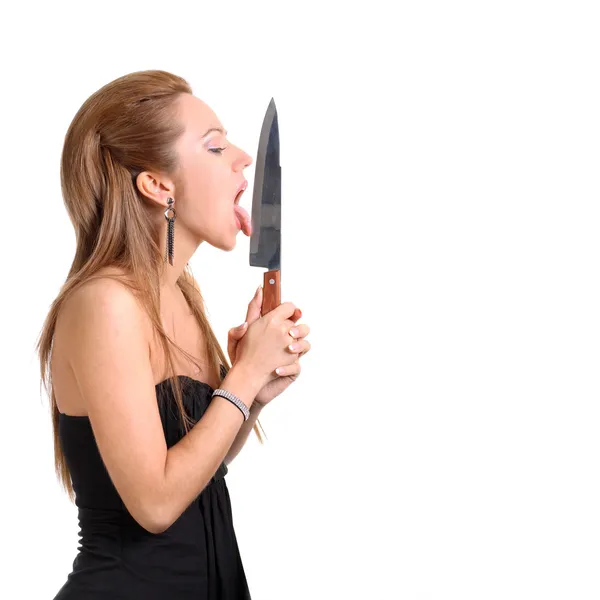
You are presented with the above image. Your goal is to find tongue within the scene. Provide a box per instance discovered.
[234,204,252,236]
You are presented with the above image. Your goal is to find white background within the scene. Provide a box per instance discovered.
[1,1,599,598]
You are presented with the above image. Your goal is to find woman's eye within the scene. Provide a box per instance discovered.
[209,147,227,154]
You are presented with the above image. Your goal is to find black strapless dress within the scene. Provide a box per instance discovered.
[52,371,252,599]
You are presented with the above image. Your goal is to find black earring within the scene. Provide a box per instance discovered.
[164,197,176,265]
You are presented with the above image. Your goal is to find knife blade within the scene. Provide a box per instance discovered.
[249,98,281,317]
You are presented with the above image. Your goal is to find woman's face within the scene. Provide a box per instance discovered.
[172,93,253,249]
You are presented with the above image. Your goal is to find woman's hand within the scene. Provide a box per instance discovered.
[227,286,309,408]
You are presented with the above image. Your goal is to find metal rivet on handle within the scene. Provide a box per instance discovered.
[269,278,275,284]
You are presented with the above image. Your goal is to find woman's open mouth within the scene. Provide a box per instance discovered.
[232,180,251,235]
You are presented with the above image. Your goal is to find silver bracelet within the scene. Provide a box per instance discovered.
[212,388,250,421]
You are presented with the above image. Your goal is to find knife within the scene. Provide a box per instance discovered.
[249,98,282,317]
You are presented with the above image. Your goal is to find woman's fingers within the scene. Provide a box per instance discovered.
[275,360,302,377]
[288,323,310,339]
[287,339,311,355]
[229,322,248,336]
[245,286,263,323]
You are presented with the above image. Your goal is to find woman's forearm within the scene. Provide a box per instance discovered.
[157,365,261,531]
[224,402,264,466]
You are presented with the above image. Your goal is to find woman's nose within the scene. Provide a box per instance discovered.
[240,149,253,169]
[233,146,253,170]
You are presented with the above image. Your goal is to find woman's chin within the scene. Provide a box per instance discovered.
[219,222,242,251]
[212,215,249,252]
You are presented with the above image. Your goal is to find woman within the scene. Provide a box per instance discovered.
[36,70,310,599]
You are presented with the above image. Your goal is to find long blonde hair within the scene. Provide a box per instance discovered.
[35,69,265,502]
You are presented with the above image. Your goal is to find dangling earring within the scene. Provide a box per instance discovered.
[164,197,176,265]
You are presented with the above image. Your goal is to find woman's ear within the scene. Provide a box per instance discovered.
[135,170,175,208]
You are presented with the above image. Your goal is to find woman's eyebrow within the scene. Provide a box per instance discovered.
[201,127,227,139]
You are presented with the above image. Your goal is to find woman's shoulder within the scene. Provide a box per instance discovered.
[59,267,152,341]
[53,267,153,414]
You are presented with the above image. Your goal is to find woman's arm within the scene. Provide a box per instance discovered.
[65,279,261,534]
[224,402,263,466]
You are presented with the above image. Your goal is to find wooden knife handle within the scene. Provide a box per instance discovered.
[261,270,281,316]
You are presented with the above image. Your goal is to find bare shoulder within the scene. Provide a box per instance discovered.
[53,267,153,414]
[60,266,151,342]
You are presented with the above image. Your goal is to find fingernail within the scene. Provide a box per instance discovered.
[256,285,262,296]
[239,322,247,329]
[276,367,283,375]
[289,328,299,338]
